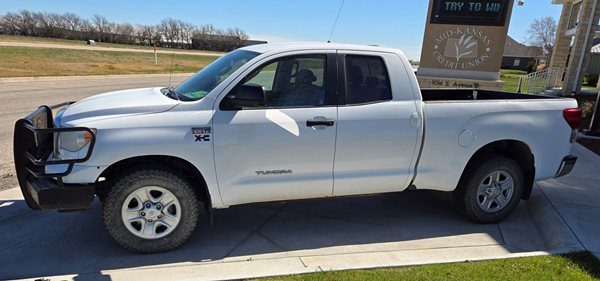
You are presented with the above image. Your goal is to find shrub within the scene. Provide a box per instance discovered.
[585,74,599,87]
[526,60,537,73]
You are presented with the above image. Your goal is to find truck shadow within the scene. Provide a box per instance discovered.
[0,190,539,280]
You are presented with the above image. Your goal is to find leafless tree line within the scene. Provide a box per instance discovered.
[0,10,251,51]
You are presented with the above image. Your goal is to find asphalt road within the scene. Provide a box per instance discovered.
[0,74,189,191]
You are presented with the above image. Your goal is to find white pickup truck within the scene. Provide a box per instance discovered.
[14,43,581,253]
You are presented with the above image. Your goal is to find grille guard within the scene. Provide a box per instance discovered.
[13,102,97,209]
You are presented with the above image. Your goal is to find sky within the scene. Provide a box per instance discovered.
[0,0,564,60]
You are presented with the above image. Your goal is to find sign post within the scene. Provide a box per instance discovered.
[153,42,158,65]
[417,0,516,90]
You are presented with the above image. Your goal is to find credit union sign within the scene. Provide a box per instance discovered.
[433,26,492,70]
[418,0,514,78]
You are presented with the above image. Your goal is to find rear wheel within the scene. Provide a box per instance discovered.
[454,155,524,223]
[103,168,199,253]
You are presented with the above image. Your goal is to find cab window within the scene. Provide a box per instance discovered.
[345,55,392,104]
[243,55,327,107]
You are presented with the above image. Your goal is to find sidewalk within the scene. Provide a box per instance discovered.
[536,143,600,259]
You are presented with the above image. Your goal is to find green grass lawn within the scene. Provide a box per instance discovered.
[500,69,527,76]
[500,69,526,93]
[256,252,600,281]
[501,76,521,93]
[499,69,599,93]
[0,46,217,77]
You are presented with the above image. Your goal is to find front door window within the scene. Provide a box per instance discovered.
[244,55,328,107]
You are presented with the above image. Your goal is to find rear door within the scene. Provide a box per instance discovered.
[213,52,339,205]
[333,52,420,196]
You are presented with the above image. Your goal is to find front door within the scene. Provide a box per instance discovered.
[213,53,338,205]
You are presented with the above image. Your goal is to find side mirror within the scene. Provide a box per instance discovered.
[226,83,266,109]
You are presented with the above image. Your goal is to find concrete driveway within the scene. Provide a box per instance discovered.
[1,185,547,280]
[536,143,600,259]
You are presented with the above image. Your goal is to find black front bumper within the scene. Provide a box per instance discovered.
[25,178,95,210]
[13,103,97,211]
[554,155,577,178]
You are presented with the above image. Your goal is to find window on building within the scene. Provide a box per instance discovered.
[568,2,583,30]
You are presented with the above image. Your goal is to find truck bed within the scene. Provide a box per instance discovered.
[421,89,555,102]
[413,89,577,193]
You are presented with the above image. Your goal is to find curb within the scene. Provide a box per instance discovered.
[9,246,560,281]
[0,73,195,83]
[525,184,584,251]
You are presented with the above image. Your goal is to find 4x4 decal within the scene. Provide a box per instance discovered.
[192,127,211,142]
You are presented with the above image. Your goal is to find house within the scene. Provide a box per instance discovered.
[586,41,600,78]
[501,36,543,71]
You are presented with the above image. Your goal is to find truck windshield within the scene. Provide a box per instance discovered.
[174,49,259,101]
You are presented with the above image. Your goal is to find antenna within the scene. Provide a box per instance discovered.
[327,0,345,43]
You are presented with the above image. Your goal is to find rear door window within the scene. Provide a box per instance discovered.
[345,55,392,104]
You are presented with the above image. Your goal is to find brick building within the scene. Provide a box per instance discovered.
[550,0,600,94]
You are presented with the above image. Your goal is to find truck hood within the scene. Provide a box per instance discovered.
[59,87,179,125]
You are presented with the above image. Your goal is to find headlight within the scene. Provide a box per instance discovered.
[54,108,66,128]
[58,129,95,152]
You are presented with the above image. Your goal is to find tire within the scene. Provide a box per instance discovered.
[102,168,199,253]
[453,155,524,223]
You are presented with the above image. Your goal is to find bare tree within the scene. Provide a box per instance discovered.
[0,10,250,51]
[158,18,182,48]
[526,16,557,64]
[192,24,218,50]
[34,12,60,38]
[180,21,195,49]
[62,13,83,39]
[78,19,90,38]
[115,23,135,44]
[17,10,37,36]
[231,28,248,41]
[135,24,160,45]
[49,13,67,38]
[228,27,249,49]
[0,12,21,35]
[91,14,111,42]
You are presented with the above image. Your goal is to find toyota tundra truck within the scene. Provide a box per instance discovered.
[14,43,581,253]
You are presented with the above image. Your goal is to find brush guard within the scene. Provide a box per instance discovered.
[13,103,97,211]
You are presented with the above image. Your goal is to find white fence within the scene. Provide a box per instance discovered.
[517,67,565,94]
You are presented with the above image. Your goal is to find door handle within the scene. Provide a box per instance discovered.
[306,119,335,127]
[410,112,420,128]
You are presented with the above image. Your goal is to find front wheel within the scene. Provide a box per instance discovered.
[454,155,524,223]
[103,168,199,253]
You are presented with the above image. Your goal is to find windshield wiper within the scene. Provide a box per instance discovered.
[162,87,181,101]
